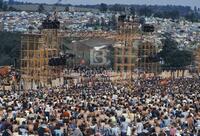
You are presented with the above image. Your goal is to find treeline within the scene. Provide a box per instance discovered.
[0,0,20,11]
[97,4,200,22]
[0,0,58,11]
[135,5,199,22]
[2,1,199,22]
[0,0,8,11]
[79,4,199,22]
[0,32,21,66]
[4,0,71,6]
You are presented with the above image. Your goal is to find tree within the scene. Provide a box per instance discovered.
[2,3,7,11]
[130,6,136,17]
[185,12,199,22]
[162,10,180,19]
[8,0,14,5]
[167,50,193,68]
[38,4,45,13]
[99,3,107,13]
[159,36,193,71]
[0,32,21,66]
[0,0,8,11]
[109,15,117,30]
[8,6,17,11]
[109,4,125,12]
[65,6,69,12]
[139,7,152,17]
[154,12,163,18]
[0,0,3,10]
[194,6,197,13]
[139,17,145,25]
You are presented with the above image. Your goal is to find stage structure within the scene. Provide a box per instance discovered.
[20,16,61,89]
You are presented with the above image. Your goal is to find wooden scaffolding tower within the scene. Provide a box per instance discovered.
[196,48,200,74]
[196,29,200,75]
[20,20,60,89]
[114,15,141,79]
[138,41,161,75]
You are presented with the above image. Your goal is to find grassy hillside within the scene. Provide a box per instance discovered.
[0,32,21,66]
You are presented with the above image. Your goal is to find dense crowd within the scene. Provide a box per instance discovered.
[0,76,200,136]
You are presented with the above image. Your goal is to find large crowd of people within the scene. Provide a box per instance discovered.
[0,72,200,135]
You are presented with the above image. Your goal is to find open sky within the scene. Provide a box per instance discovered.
[18,0,200,8]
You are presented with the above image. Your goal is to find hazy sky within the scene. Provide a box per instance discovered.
[19,0,200,8]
